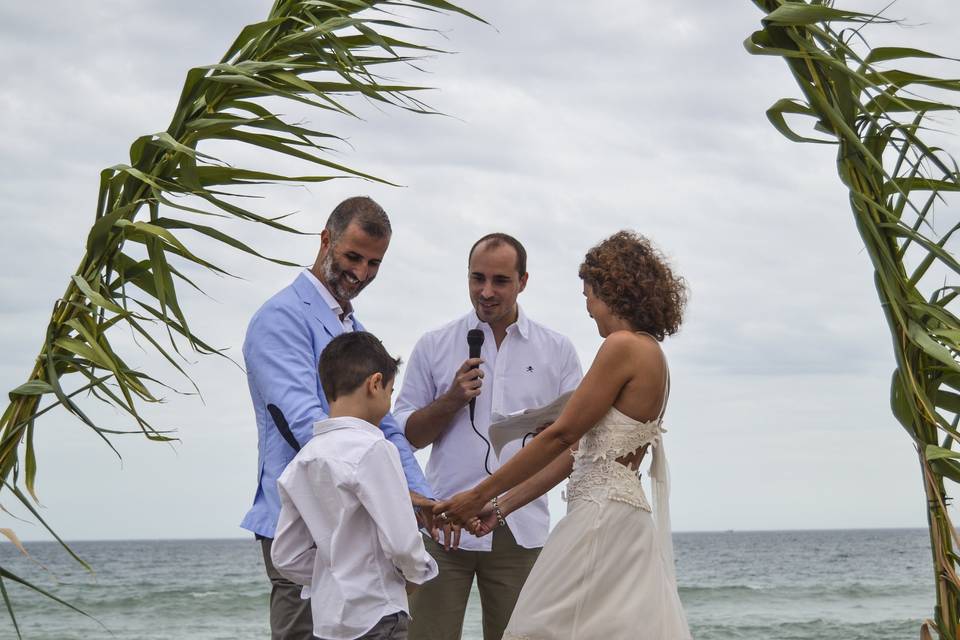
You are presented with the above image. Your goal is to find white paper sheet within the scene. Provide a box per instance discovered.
[488,391,573,457]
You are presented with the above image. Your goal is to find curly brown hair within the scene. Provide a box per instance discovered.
[578,231,687,340]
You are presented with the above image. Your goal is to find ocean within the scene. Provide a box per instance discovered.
[0,528,935,639]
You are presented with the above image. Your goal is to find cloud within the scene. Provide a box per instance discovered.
[1,0,957,539]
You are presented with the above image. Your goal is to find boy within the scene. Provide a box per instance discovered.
[272,332,438,640]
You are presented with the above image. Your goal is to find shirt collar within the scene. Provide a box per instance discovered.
[468,305,529,340]
[313,416,381,436]
[513,305,530,339]
[302,268,354,321]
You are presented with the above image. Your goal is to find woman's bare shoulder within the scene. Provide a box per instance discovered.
[602,330,663,356]
[597,330,664,377]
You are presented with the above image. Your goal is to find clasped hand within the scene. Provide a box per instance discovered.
[433,489,493,536]
[411,490,462,550]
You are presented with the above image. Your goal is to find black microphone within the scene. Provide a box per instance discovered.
[467,329,484,422]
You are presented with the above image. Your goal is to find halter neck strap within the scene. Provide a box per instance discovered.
[635,331,670,422]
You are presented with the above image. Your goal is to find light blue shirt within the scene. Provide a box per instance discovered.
[240,272,431,539]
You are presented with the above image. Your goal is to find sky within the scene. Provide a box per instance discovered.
[1,0,959,542]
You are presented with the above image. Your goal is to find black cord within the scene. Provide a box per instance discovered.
[473,416,538,475]
[470,411,494,476]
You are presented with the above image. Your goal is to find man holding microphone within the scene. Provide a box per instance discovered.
[393,233,583,640]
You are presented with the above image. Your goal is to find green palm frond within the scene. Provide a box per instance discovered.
[0,0,479,634]
[748,2,960,637]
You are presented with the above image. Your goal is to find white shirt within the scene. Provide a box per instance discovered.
[393,308,582,551]
[302,267,355,331]
[272,417,438,640]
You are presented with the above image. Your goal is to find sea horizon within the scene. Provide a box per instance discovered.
[5,524,930,545]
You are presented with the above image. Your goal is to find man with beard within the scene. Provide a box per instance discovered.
[241,196,435,640]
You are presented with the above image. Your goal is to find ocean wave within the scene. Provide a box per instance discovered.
[681,584,766,593]
[679,581,931,600]
[691,617,923,640]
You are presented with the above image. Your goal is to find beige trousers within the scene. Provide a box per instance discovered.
[260,537,314,640]
[408,526,541,640]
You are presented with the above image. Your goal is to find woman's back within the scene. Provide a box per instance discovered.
[609,330,669,423]
[565,405,664,511]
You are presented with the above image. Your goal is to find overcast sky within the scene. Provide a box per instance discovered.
[1,0,959,542]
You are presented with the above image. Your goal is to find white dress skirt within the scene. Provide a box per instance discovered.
[502,406,692,640]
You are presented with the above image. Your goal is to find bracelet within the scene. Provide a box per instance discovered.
[491,496,507,528]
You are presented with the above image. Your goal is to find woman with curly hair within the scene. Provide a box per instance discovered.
[435,231,692,639]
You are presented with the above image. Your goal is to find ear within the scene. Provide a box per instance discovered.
[319,228,332,256]
[518,272,529,293]
[367,372,384,395]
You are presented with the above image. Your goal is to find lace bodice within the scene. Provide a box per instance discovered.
[564,406,663,511]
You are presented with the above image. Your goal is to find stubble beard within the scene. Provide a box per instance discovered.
[321,251,369,303]
[474,297,515,327]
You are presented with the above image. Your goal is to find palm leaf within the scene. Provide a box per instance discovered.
[749,2,960,637]
[0,0,478,634]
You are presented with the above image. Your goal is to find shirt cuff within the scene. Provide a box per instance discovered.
[392,409,415,440]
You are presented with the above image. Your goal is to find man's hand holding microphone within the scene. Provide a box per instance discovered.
[446,357,484,407]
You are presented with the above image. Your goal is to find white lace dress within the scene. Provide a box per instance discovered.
[502,405,692,639]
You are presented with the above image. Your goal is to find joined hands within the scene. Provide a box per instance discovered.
[467,500,501,538]
[411,490,463,550]
[434,489,496,535]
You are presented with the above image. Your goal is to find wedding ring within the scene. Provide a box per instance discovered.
[439,512,449,521]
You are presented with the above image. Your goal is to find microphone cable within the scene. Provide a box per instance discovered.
[470,406,538,475]
[466,328,493,475]
[470,410,494,476]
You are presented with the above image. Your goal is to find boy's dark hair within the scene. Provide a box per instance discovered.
[319,332,401,401]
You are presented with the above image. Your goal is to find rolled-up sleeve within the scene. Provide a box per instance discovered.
[393,335,437,438]
[558,337,584,395]
[355,440,439,585]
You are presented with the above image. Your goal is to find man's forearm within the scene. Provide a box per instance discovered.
[405,393,465,448]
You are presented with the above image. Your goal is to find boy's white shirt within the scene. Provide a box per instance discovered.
[272,416,438,640]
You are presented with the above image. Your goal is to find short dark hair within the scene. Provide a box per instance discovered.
[468,233,527,276]
[319,332,401,401]
[325,196,391,241]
